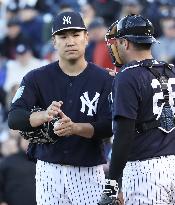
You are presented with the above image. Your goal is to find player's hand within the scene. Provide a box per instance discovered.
[45,101,63,122]
[116,192,124,205]
[98,179,119,205]
[29,101,63,127]
[106,68,117,77]
[53,111,75,136]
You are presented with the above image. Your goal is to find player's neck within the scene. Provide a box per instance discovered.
[58,58,88,76]
[127,50,153,64]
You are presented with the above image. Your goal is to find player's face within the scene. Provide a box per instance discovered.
[53,30,88,61]
[112,38,129,64]
[106,37,125,65]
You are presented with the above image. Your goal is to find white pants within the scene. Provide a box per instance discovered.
[122,155,175,205]
[36,160,105,205]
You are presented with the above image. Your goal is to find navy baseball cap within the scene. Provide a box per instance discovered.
[16,43,30,54]
[52,11,87,36]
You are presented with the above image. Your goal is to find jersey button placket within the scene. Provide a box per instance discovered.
[68,81,73,104]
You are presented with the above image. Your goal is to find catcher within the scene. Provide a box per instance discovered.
[98,14,175,205]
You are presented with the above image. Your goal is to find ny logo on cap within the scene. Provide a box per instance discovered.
[63,16,71,25]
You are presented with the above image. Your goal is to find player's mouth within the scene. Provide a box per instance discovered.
[65,49,78,53]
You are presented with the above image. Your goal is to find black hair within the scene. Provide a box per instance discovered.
[132,42,152,50]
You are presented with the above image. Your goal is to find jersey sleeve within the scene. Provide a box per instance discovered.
[112,71,141,120]
[10,71,39,111]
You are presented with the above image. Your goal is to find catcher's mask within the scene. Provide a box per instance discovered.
[105,21,123,68]
[105,14,157,68]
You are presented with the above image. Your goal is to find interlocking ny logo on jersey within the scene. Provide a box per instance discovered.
[80,92,100,116]
[63,16,71,24]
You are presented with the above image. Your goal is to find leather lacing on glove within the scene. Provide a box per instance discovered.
[19,107,60,144]
[98,179,121,205]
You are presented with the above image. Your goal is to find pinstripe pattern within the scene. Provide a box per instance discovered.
[122,155,175,205]
[35,160,105,205]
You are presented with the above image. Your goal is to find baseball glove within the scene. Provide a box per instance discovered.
[98,194,120,205]
[98,179,121,205]
[19,107,60,144]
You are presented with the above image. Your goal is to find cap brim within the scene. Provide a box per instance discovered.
[124,35,158,44]
[52,27,87,35]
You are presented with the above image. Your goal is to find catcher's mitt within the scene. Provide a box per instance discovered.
[19,107,60,144]
[98,179,121,205]
[98,194,120,205]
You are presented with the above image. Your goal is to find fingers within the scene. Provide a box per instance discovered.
[54,126,72,136]
[52,100,63,107]
[105,68,117,77]
[109,71,116,76]
[105,68,111,72]
[54,119,71,132]
[46,101,63,121]
[53,113,74,136]
[57,110,67,119]
[48,105,74,137]
[48,101,63,110]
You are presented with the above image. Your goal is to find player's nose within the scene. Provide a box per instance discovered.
[66,35,75,46]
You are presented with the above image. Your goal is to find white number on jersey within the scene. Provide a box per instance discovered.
[151,78,175,117]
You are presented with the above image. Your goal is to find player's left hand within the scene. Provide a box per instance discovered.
[53,111,75,136]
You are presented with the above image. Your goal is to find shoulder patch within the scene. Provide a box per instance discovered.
[12,86,25,103]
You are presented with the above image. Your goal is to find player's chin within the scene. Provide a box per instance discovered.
[65,50,84,59]
[66,55,80,61]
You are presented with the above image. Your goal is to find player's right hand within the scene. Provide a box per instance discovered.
[45,101,63,122]
[29,101,63,128]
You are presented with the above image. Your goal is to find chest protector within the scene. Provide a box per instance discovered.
[137,61,175,133]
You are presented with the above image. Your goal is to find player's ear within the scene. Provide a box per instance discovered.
[125,39,129,50]
[119,38,129,50]
[52,36,57,49]
[84,31,89,46]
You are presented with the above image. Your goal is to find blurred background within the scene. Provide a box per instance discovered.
[0,0,175,204]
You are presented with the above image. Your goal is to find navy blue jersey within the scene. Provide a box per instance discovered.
[10,61,113,166]
[112,59,175,161]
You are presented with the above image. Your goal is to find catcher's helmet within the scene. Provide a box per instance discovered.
[105,14,157,67]
[106,14,157,44]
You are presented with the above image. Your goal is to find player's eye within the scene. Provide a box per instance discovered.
[74,33,80,37]
[58,34,66,39]
[60,36,66,39]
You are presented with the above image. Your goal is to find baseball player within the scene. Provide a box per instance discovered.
[98,14,175,205]
[8,11,113,205]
